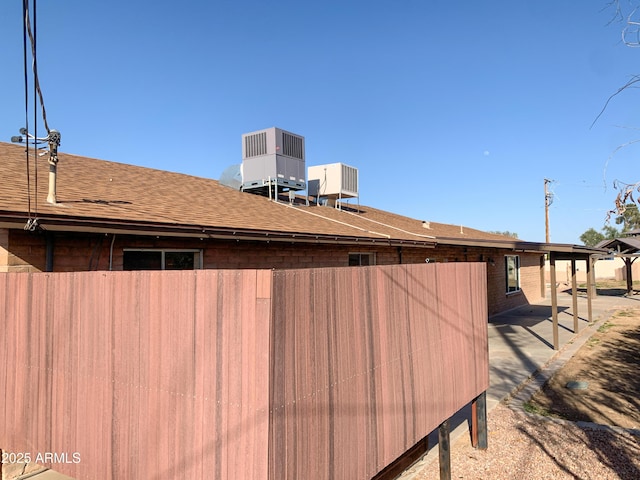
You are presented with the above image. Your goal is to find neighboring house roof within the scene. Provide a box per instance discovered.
[596,237,640,254]
[0,142,603,255]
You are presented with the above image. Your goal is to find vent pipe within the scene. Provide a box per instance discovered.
[46,130,61,204]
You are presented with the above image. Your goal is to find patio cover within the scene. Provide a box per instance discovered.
[542,244,607,350]
[595,236,640,295]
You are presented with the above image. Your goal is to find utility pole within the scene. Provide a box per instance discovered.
[544,178,553,243]
[46,130,61,205]
[11,130,60,202]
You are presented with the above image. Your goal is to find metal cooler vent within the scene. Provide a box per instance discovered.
[244,131,267,158]
[341,163,358,195]
[282,132,304,160]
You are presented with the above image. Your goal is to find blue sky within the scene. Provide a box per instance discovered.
[1,1,638,244]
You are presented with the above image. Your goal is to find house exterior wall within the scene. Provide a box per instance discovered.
[0,228,9,272]
[0,228,47,272]
[1,228,543,315]
[494,253,543,315]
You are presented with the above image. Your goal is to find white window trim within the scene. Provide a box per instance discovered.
[505,254,520,294]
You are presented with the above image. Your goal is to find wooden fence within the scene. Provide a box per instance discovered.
[0,263,488,479]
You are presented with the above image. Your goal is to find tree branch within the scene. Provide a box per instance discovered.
[591,75,640,129]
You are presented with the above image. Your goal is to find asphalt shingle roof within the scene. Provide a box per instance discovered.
[0,142,529,246]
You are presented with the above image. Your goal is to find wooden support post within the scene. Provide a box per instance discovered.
[471,399,478,448]
[471,391,488,450]
[550,252,559,350]
[571,259,578,333]
[587,256,598,298]
[540,254,546,298]
[439,419,451,480]
[625,258,633,295]
[587,255,596,323]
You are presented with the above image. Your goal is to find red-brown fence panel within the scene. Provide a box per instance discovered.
[269,263,488,479]
[0,270,272,479]
[1,263,487,480]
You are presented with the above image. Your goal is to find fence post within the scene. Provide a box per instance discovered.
[471,391,488,450]
[438,418,451,480]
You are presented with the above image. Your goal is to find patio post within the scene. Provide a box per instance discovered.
[550,252,559,350]
[587,255,594,322]
[571,259,578,333]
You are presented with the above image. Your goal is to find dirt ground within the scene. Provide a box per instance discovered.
[527,306,640,429]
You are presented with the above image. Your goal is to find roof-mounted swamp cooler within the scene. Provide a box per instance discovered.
[233,127,358,208]
[241,127,306,196]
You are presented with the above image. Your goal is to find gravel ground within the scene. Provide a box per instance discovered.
[409,404,640,480]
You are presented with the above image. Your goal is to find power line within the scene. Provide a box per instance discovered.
[25,0,50,134]
[33,0,38,218]
[22,0,32,221]
[15,0,57,230]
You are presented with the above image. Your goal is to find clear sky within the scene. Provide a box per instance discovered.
[1,1,638,244]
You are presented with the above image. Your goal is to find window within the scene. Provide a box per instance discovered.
[505,255,520,293]
[349,252,375,266]
[123,249,202,270]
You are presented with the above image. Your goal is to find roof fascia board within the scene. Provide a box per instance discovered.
[0,217,437,248]
[435,237,538,251]
[436,237,607,256]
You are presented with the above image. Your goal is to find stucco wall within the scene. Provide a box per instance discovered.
[544,257,640,284]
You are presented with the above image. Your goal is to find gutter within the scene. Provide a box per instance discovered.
[0,215,437,249]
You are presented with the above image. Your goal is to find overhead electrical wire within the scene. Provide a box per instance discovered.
[21,0,52,226]
[25,0,50,134]
[22,0,32,221]
[32,0,38,218]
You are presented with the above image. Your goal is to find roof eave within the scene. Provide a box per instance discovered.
[435,236,608,256]
[0,214,437,248]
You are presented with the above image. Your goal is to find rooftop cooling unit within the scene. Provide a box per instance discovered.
[308,163,359,205]
[241,127,306,192]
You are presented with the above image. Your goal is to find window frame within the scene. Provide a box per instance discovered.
[505,254,520,293]
[122,248,203,270]
[348,252,376,267]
